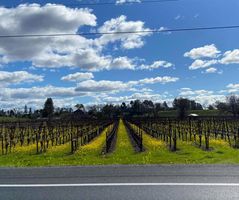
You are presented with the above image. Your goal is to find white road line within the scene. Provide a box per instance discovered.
[0,183,239,187]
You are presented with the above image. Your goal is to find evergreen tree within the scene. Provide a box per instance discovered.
[42,98,54,118]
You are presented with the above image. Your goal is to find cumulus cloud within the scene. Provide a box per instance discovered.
[75,80,130,92]
[0,71,43,86]
[178,88,224,106]
[76,76,179,93]
[189,59,218,70]
[136,76,179,85]
[184,44,220,59]
[204,67,223,74]
[0,85,90,109]
[0,4,99,68]
[110,57,135,70]
[139,60,173,70]
[0,86,83,100]
[61,72,94,82]
[0,5,154,71]
[96,15,151,49]
[102,92,167,104]
[220,49,239,65]
[226,83,239,93]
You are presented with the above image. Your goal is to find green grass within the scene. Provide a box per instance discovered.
[157,110,228,117]
[1,120,239,167]
[0,116,29,122]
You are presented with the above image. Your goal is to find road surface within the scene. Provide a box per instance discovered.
[0,165,239,200]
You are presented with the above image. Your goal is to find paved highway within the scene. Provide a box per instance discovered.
[0,165,239,200]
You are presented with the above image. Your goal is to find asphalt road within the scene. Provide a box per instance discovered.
[0,165,239,200]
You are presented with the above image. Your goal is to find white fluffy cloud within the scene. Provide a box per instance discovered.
[96,15,151,49]
[75,80,130,92]
[179,88,213,96]
[102,92,167,104]
[226,83,239,93]
[204,67,220,74]
[189,59,218,70]
[0,4,99,69]
[0,71,43,86]
[220,49,239,65]
[110,57,136,70]
[186,46,239,71]
[139,60,173,70]
[76,76,179,92]
[61,72,94,82]
[136,76,179,85]
[0,5,153,71]
[0,85,90,109]
[179,88,224,106]
[184,44,220,59]
[0,86,83,100]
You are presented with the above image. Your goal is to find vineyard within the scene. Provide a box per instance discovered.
[1,117,239,166]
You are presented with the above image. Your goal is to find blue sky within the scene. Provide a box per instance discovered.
[0,0,239,110]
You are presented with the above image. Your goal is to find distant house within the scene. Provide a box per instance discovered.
[188,113,199,120]
[188,113,199,117]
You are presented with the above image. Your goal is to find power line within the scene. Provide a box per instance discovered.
[0,0,179,8]
[0,25,239,39]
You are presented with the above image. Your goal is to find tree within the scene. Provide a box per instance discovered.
[88,105,98,117]
[162,101,169,111]
[102,104,115,118]
[130,100,143,116]
[173,98,190,119]
[227,95,239,117]
[208,105,215,110]
[42,98,54,118]
[215,101,228,113]
[29,107,32,115]
[24,105,28,114]
[75,104,85,112]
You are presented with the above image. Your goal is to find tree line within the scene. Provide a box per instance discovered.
[0,95,238,120]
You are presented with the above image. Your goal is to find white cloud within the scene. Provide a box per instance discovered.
[139,60,173,70]
[0,71,43,86]
[0,86,83,100]
[116,0,141,4]
[0,4,99,69]
[0,85,90,109]
[76,76,179,93]
[103,92,166,104]
[61,72,94,82]
[96,15,151,49]
[75,80,130,92]
[111,57,135,70]
[137,76,179,85]
[0,5,154,71]
[220,49,239,65]
[226,83,239,93]
[189,59,218,70]
[179,88,214,96]
[184,44,220,59]
[205,67,218,74]
[178,88,224,106]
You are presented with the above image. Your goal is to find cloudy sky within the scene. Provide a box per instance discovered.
[0,0,239,110]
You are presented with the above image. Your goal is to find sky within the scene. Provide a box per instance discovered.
[0,0,239,110]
